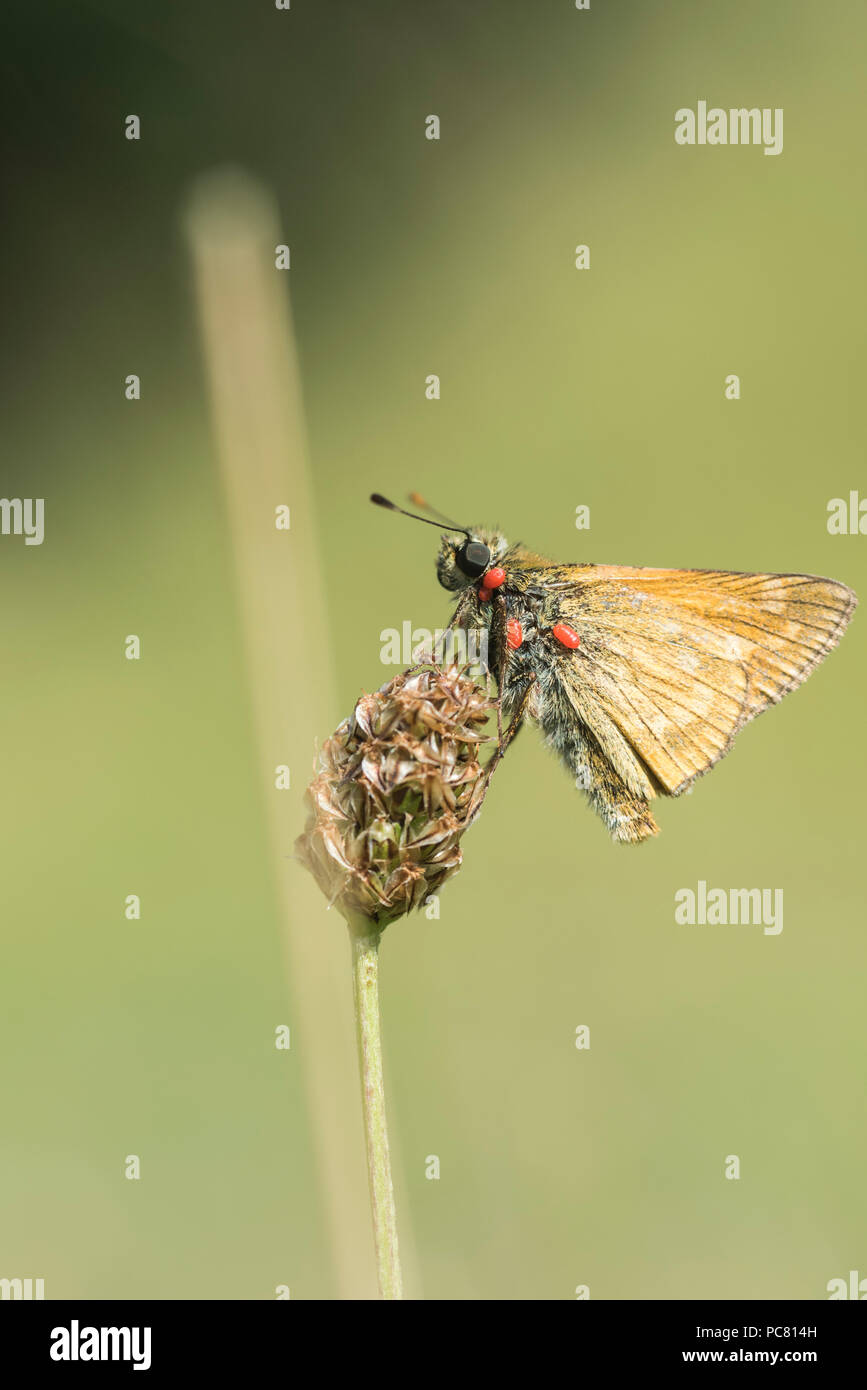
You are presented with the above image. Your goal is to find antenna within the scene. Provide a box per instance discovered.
[407,492,464,530]
[370,493,470,538]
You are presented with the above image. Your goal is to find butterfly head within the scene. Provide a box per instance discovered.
[436,529,508,592]
[369,493,507,592]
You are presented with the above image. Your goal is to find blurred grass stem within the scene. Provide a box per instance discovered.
[185,167,378,1297]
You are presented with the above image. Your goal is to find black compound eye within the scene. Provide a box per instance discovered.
[455,540,491,578]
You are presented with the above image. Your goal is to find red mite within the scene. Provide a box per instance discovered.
[478,568,506,602]
[483,567,506,589]
[475,563,576,651]
[552,622,580,649]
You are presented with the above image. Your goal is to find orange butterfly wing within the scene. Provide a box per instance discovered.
[537,565,856,798]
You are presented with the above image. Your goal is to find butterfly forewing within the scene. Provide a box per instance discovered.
[538,565,856,799]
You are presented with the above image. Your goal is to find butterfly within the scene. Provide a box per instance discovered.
[371,494,857,842]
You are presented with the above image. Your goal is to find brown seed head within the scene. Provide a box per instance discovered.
[295,665,495,926]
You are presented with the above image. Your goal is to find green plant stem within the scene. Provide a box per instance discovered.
[348,917,404,1299]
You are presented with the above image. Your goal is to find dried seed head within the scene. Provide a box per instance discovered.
[296,665,495,926]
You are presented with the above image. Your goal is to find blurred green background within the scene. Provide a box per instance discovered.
[1,0,865,1299]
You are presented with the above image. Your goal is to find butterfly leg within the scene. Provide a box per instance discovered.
[500,673,537,756]
[490,590,511,749]
[435,597,467,647]
[396,594,477,681]
[467,671,535,818]
[438,591,479,670]
[482,671,537,787]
